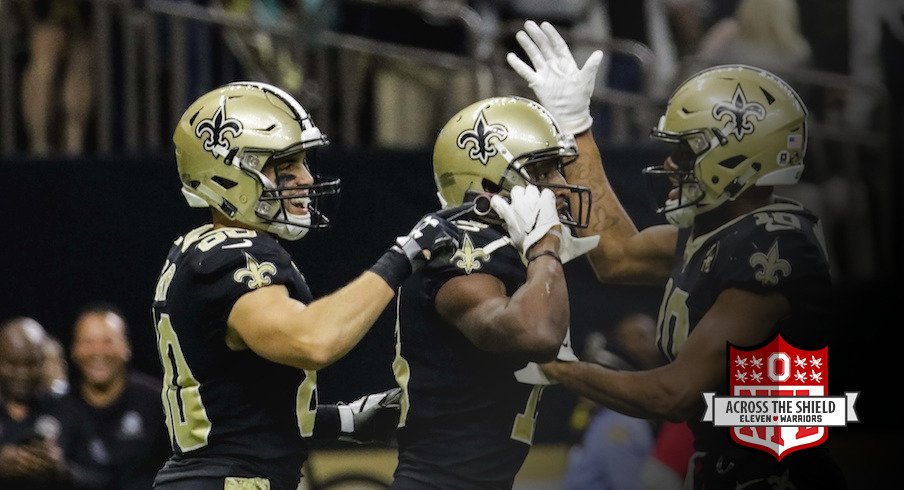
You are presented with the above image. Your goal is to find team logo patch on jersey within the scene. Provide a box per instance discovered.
[457,111,508,165]
[195,98,243,158]
[233,252,277,289]
[749,240,791,286]
[712,84,766,141]
[702,334,859,460]
[452,233,490,273]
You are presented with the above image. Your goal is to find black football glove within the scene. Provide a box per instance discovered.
[391,212,461,272]
[337,387,403,445]
[370,210,462,289]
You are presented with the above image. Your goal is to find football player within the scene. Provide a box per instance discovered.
[508,21,846,489]
[389,95,600,489]
[152,82,460,490]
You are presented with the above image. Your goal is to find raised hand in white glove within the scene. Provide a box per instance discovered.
[507,20,604,135]
[558,226,600,264]
[490,185,560,256]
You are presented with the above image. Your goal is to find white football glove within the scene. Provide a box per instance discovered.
[514,329,577,385]
[558,226,600,264]
[507,20,604,135]
[337,387,402,444]
[490,185,560,256]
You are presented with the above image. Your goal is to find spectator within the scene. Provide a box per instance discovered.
[640,419,694,490]
[0,317,69,488]
[19,0,94,156]
[600,0,707,97]
[563,313,672,490]
[693,0,812,75]
[333,0,474,148]
[846,0,904,129]
[54,304,170,490]
[41,335,70,396]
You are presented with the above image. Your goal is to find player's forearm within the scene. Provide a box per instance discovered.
[569,132,642,279]
[543,361,686,421]
[514,249,570,358]
[481,244,569,361]
[298,273,395,368]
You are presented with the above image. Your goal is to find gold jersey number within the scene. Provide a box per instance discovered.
[156,313,213,452]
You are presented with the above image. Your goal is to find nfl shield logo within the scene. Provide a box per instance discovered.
[729,334,828,460]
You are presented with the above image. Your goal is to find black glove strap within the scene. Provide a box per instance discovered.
[369,249,412,290]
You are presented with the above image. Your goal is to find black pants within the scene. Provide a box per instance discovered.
[155,476,278,490]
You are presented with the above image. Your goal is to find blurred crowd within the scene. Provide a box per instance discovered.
[0,308,169,489]
[2,0,901,153]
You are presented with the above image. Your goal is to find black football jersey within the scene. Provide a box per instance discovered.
[152,225,318,489]
[56,372,170,490]
[392,219,546,489]
[0,392,65,489]
[656,200,832,454]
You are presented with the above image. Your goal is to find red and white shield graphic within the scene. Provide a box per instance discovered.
[729,334,827,460]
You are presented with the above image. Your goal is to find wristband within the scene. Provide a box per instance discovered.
[527,250,562,264]
[311,404,340,439]
[369,249,412,290]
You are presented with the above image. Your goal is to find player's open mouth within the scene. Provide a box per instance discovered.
[288,196,311,215]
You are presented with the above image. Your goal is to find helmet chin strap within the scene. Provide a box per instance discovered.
[665,201,696,228]
[268,211,311,240]
[664,187,728,228]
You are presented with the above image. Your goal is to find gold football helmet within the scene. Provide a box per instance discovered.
[433,96,590,227]
[645,65,808,227]
[173,81,339,240]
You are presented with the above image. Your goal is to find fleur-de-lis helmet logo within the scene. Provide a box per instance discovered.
[195,98,243,158]
[712,84,766,141]
[456,111,509,165]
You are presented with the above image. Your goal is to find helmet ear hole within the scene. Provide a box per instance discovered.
[481,178,503,194]
[718,156,747,169]
[211,176,238,190]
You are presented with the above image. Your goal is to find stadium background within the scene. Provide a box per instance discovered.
[0,0,901,487]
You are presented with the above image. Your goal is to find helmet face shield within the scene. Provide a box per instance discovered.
[643,132,712,227]
[258,178,341,230]
[513,149,591,228]
[236,150,341,232]
[642,160,704,218]
[646,128,711,193]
